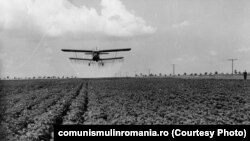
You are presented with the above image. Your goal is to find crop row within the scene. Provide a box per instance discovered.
[84,78,250,125]
[1,80,77,112]
[18,82,83,141]
[0,79,83,141]
[62,82,89,125]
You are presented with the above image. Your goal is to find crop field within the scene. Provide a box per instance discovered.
[0,78,250,140]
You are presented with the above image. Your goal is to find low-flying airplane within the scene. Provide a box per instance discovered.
[61,48,131,66]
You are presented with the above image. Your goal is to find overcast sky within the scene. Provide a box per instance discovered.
[1,0,250,78]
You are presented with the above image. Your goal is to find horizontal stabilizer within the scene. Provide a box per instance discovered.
[84,52,93,55]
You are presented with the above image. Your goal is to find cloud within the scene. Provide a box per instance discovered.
[0,0,156,37]
[172,21,190,28]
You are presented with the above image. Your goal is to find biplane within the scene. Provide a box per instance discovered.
[61,48,131,66]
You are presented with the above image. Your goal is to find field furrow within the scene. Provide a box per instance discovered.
[63,82,89,124]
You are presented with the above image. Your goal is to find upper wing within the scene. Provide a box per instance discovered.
[62,49,93,53]
[100,57,124,61]
[69,58,93,61]
[99,48,131,53]
[62,48,131,53]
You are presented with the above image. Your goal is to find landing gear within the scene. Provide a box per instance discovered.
[97,62,104,66]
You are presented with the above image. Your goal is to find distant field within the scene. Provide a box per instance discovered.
[177,75,247,79]
[0,78,250,140]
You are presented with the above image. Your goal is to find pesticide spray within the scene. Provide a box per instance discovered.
[70,61,123,78]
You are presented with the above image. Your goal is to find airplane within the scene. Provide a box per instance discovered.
[61,48,131,66]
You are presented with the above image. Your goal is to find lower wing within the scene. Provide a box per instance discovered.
[100,57,124,61]
[69,58,93,61]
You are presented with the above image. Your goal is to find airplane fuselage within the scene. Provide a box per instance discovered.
[92,52,100,62]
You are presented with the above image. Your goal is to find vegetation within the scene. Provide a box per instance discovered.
[0,78,250,140]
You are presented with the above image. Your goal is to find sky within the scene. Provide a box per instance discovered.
[1,0,250,78]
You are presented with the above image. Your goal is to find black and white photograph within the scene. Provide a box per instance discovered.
[0,0,250,140]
